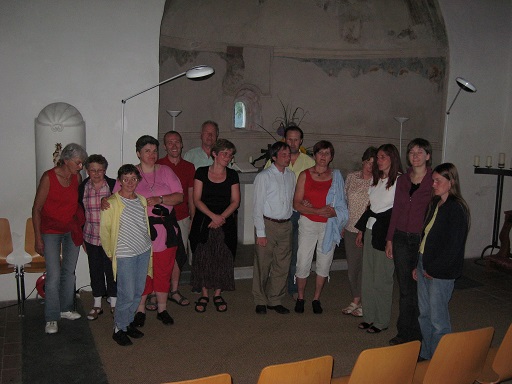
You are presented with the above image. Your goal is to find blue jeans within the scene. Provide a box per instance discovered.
[42,232,80,321]
[392,230,422,342]
[417,254,454,359]
[287,211,300,295]
[115,250,151,331]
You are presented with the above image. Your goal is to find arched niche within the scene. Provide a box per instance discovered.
[35,102,86,182]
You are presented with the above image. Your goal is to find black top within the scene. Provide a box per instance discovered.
[420,196,469,279]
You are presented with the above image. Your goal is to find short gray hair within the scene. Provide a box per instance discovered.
[58,143,88,165]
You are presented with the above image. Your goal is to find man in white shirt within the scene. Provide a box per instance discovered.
[265,125,315,297]
[183,120,219,169]
[253,142,296,314]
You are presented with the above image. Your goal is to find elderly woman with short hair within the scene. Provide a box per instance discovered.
[32,143,88,335]
[79,154,117,320]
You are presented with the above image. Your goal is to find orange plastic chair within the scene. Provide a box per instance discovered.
[162,373,232,384]
[331,340,420,384]
[412,326,494,384]
[21,218,47,303]
[257,355,333,384]
[476,323,512,384]
[0,218,21,311]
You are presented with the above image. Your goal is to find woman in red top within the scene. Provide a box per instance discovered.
[293,141,338,314]
[32,143,88,335]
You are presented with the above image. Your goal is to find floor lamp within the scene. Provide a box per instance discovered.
[394,116,410,158]
[166,110,182,131]
[442,77,477,162]
[120,65,214,163]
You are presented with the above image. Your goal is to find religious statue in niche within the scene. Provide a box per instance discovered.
[52,143,62,166]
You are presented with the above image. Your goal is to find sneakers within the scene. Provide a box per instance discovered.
[156,310,174,325]
[112,330,132,346]
[45,321,58,334]
[60,311,81,320]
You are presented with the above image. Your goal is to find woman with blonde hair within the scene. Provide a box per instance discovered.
[414,163,470,360]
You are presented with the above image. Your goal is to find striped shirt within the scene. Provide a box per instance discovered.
[116,196,152,258]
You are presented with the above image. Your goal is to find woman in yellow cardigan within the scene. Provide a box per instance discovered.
[100,164,152,346]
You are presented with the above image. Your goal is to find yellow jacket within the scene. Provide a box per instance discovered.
[100,192,153,280]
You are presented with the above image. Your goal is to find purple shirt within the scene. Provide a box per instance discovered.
[386,167,433,241]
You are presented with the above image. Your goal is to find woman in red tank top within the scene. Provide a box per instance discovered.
[32,143,88,335]
[293,140,339,315]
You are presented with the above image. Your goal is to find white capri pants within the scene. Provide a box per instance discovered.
[295,216,335,278]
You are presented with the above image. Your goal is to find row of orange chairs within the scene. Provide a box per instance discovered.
[0,218,47,314]
[164,324,512,384]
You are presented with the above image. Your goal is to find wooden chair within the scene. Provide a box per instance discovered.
[162,373,232,384]
[331,340,420,384]
[0,218,22,312]
[257,355,333,384]
[476,323,512,384]
[21,218,47,306]
[412,326,494,384]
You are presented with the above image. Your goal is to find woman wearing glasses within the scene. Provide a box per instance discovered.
[32,143,88,334]
[190,139,240,313]
[105,135,184,327]
[100,164,152,346]
[79,154,117,320]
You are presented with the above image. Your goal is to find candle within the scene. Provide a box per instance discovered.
[473,156,480,167]
[498,153,505,168]
[486,156,492,167]
[249,156,253,163]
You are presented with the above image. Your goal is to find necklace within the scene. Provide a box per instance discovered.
[139,165,156,193]
[312,168,329,177]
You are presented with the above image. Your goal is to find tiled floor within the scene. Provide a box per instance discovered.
[0,301,21,384]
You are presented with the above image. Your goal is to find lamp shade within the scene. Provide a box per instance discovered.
[456,77,477,93]
[186,65,215,79]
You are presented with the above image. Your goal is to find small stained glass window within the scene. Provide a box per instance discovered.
[234,101,246,128]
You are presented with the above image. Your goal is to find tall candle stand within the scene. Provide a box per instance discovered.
[474,167,512,259]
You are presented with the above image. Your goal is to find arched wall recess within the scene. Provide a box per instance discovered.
[35,102,86,183]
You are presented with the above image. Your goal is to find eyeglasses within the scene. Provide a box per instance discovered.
[88,169,105,174]
[409,151,426,157]
[72,160,83,167]
[121,177,139,183]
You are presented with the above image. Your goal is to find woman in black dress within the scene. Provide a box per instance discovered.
[190,139,240,313]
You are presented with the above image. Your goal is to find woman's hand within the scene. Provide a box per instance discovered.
[146,196,160,207]
[385,240,393,259]
[208,214,225,229]
[101,197,110,210]
[35,238,44,256]
[355,231,363,248]
[318,205,336,218]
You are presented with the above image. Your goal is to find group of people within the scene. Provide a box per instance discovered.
[31,120,470,358]
[251,130,470,361]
